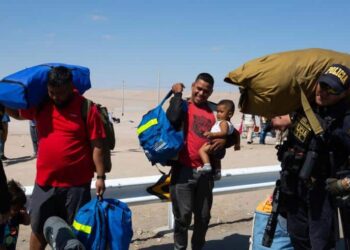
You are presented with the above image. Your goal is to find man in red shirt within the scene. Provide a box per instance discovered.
[6,66,106,250]
[166,73,227,250]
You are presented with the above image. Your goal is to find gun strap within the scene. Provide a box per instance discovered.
[299,87,324,136]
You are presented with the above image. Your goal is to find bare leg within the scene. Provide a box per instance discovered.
[198,143,212,172]
[247,126,254,144]
[199,143,211,165]
[30,232,47,250]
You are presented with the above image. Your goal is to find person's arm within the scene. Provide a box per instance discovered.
[4,108,24,120]
[204,121,229,139]
[220,127,240,150]
[87,104,107,197]
[209,138,226,152]
[166,83,186,130]
[91,139,106,197]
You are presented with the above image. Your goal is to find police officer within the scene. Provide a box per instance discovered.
[271,64,350,249]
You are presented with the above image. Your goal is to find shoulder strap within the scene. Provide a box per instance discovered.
[159,90,173,107]
[81,98,93,124]
[298,85,324,136]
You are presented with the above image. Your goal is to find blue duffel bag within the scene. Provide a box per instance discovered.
[0,63,91,109]
[137,90,186,166]
[72,198,133,250]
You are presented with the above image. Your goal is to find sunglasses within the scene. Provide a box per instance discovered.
[319,82,341,95]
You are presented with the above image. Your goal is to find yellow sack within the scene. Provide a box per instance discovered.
[146,172,171,201]
[224,48,350,117]
[255,195,273,213]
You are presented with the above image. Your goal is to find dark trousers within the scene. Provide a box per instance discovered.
[30,125,38,154]
[30,183,91,234]
[286,183,336,250]
[170,166,214,250]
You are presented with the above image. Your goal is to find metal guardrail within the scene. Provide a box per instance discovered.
[24,165,280,229]
[25,165,280,202]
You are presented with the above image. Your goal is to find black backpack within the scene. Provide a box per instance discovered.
[82,99,115,173]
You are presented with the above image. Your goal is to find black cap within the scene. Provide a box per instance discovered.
[318,64,350,94]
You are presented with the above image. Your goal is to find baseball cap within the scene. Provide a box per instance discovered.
[318,64,350,94]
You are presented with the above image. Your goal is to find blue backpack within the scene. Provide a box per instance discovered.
[137,91,186,166]
[0,63,91,109]
[72,198,133,250]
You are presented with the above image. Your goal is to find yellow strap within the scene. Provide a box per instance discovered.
[137,118,158,135]
[300,89,324,135]
[72,220,92,234]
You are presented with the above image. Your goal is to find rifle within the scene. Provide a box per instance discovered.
[262,179,281,247]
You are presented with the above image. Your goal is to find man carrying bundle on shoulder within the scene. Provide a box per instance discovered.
[6,66,107,250]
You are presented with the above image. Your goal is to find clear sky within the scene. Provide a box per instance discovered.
[0,0,349,91]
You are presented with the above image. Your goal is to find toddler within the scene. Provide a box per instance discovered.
[0,180,30,250]
[198,99,235,178]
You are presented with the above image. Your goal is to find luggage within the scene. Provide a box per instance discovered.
[137,91,186,166]
[0,63,91,109]
[43,216,85,250]
[250,196,293,250]
[72,198,133,250]
[224,48,350,117]
[81,99,115,173]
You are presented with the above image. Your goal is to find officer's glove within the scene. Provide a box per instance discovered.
[213,169,222,181]
[326,178,347,196]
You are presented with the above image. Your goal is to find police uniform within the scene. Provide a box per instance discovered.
[278,64,350,249]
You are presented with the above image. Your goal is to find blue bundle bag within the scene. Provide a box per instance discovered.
[0,63,91,109]
[72,198,133,250]
[72,198,107,249]
[251,197,293,250]
[137,90,185,165]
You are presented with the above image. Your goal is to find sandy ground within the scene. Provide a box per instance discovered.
[3,89,280,249]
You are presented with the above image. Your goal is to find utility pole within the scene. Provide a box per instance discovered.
[157,72,160,104]
[122,80,125,116]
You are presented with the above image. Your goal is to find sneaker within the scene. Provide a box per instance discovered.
[197,165,212,173]
[247,141,253,144]
[201,164,212,172]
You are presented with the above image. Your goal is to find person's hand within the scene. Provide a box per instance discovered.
[326,178,347,196]
[172,83,185,94]
[209,138,226,152]
[203,131,212,138]
[95,179,106,197]
[213,169,222,181]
